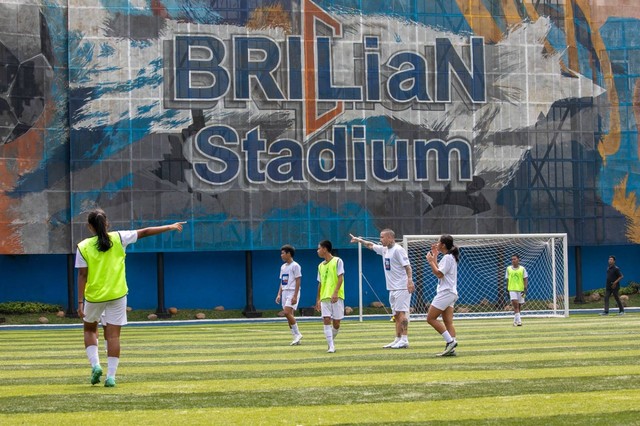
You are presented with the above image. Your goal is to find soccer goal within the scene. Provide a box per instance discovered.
[401,233,569,319]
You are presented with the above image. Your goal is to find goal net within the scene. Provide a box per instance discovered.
[402,234,569,319]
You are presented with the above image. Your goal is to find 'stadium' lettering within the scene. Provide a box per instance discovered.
[193,125,472,186]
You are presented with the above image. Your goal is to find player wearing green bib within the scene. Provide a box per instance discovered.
[505,254,528,326]
[315,240,345,353]
[76,209,186,387]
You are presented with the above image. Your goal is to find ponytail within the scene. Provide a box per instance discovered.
[440,234,459,263]
[449,245,460,263]
[88,209,112,252]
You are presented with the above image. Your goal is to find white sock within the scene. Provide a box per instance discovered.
[86,345,99,367]
[324,325,334,347]
[515,313,521,322]
[107,356,119,379]
[441,331,453,343]
[401,334,408,343]
[332,327,339,338]
[291,323,300,335]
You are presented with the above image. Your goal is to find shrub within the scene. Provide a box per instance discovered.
[621,282,640,295]
[584,288,605,297]
[0,301,62,314]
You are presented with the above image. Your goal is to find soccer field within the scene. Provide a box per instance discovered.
[1,315,640,425]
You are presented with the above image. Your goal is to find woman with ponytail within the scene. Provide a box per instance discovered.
[76,208,186,387]
[425,234,460,357]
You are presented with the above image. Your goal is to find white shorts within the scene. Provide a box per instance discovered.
[509,291,525,304]
[83,296,128,326]
[389,289,411,314]
[281,290,299,310]
[320,299,344,320]
[430,291,458,311]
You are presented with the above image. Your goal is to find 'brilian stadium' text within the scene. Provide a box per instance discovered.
[164,33,485,189]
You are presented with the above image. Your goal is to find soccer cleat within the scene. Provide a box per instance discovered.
[90,365,103,385]
[618,311,625,316]
[383,339,400,348]
[390,340,409,349]
[104,377,116,387]
[327,346,336,353]
[439,340,457,356]
[290,334,303,345]
[438,349,457,357]
[599,312,609,316]
[516,322,522,326]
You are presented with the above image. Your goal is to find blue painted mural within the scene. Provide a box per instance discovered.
[1,0,640,254]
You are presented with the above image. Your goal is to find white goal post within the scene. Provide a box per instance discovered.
[356,233,569,320]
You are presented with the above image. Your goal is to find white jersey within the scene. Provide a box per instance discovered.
[280,260,302,292]
[372,243,410,291]
[74,230,138,268]
[436,253,457,295]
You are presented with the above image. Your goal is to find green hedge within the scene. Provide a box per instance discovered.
[0,301,62,314]
[584,282,640,297]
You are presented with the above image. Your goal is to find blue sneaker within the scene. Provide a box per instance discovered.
[104,376,116,387]
[90,365,102,385]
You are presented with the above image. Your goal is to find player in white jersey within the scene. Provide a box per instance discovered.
[350,229,414,348]
[426,234,460,357]
[275,244,303,345]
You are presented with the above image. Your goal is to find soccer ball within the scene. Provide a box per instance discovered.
[0,3,54,145]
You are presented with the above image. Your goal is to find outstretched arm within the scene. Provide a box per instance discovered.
[137,221,186,239]
[349,233,373,249]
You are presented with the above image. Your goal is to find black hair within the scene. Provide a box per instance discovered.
[88,209,112,252]
[609,255,616,261]
[440,234,459,263]
[281,244,295,258]
[512,254,520,259]
[319,240,333,253]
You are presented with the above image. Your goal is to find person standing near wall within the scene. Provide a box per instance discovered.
[350,230,414,348]
[506,254,528,326]
[600,255,625,316]
[275,244,303,345]
[76,209,185,387]
[315,240,345,353]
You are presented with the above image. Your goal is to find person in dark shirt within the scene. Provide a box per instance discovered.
[600,255,624,316]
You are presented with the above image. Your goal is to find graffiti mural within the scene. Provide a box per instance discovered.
[1,0,640,254]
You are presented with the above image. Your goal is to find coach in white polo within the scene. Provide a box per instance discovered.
[350,229,415,348]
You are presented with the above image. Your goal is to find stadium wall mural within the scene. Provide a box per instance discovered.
[1,0,640,255]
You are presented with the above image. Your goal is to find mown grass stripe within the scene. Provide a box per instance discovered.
[2,362,640,397]
[3,375,640,414]
[2,389,640,425]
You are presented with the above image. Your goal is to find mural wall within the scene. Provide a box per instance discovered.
[1,0,640,254]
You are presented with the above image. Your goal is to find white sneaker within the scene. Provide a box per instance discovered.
[383,338,400,348]
[290,334,303,346]
[327,346,336,353]
[516,321,522,326]
[390,340,409,349]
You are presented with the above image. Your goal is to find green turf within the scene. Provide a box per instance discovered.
[1,315,639,425]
